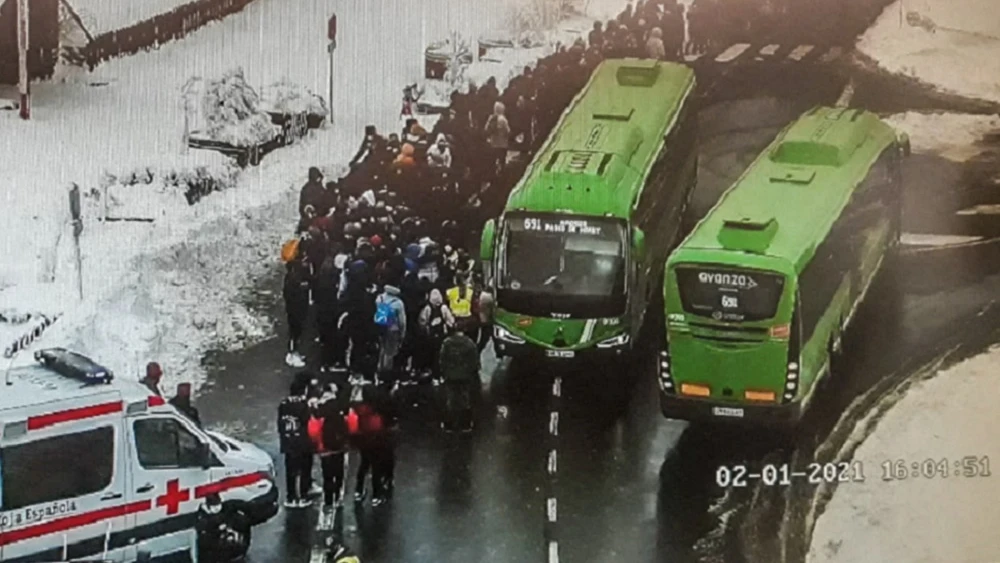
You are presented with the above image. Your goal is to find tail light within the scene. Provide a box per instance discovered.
[770,324,790,339]
[745,390,776,402]
[680,383,710,397]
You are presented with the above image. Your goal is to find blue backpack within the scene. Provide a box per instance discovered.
[374,297,399,329]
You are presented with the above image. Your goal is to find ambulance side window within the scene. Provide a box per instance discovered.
[134,418,205,469]
[0,427,115,511]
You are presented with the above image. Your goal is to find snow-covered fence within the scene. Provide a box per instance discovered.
[81,0,257,67]
[3,313,62,359]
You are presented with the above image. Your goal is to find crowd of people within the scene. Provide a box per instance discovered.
[271,0,737,516]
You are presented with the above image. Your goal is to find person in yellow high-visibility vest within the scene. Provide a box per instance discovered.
[446,275,479,340]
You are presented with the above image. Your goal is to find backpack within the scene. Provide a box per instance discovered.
[307,416,325,452]
[374,296,399,329]
[281,239,300,263]
[321,410,350,452]
[427,305,448,340]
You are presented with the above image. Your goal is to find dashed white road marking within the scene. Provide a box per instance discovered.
[758,43,780,57]
[715,43,751,62]
[819,45,844,63]
[956,204,1000,215]
[836,79,856,107]
[684,52,705,62]
[901,232,984,246]
[787,44,815,61]
[549,541,560,563]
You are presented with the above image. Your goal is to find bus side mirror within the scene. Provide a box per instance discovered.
[632,227,646,261]
[480,219,496,262]
[899,133,911,157]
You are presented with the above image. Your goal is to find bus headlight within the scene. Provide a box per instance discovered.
[596,332,630,348]
[494,325,525,344]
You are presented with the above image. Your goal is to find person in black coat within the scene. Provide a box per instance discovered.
[169,383,201,427]
[349,125,386,169]
[299,167,326,232]
[283,258,311,368]
[313,256,342,370]
[278,378,313,507]
[588,21,605,49]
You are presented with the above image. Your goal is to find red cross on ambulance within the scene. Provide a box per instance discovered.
[155,479,191,515]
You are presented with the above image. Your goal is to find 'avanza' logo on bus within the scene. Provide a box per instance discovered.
[697,272,759,289]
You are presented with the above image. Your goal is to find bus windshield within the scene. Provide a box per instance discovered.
[498,214,627,317]
[675,266,786,322]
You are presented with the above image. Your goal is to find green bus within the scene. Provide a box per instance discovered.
[658,106,910,425]
[480,59,698,362]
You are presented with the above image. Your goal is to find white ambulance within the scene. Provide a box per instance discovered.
[0,349,278,563]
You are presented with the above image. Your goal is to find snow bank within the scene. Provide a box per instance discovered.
[69,0,196,36]
[858,0,1000,103]
[885,111,1000,162]
[0,0,540,392]
[807,343,1000,563]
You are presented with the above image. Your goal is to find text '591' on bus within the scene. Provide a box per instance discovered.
[659,106,910,427]
[0,348,278,563]
[480,59,698,363]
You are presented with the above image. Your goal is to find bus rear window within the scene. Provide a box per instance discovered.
[675,267,786,322]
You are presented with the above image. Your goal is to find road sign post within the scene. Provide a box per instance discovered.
[69,184,83,300]
[327,15,338,123]
[17,0,30,119]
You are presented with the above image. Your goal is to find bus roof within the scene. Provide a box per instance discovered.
[504,58,696,219]
[672,106,898,274]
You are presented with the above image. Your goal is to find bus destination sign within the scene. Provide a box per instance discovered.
[521,217,603,236]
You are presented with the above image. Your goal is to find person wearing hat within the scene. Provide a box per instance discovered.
[196,492,251,561]
[426,133,453,169]
[298,167,326,233]
[141,362,163,396]
[169,383,201,427]
[350,125,385,169]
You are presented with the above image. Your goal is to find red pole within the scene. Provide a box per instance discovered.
[17,0,30,120]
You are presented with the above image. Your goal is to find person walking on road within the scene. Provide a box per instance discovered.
[350,384,396,506]
[283,257,312,368]
[437,327,481,433]
[484,101,511,174]
[373,283,407,382]
[308,383,351,511]
[416,288,455,373]
[278,378,314,508]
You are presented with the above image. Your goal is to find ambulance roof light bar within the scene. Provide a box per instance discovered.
[34,348,114,385]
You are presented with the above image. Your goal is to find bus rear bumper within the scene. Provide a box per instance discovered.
[658,392,802,427]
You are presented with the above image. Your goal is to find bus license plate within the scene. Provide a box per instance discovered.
[546,350,575,358]
[712,407,744,418]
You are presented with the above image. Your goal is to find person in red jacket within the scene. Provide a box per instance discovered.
[308,383,351,511]
[349,384,396,506]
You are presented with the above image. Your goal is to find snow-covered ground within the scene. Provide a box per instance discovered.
[807,343,1000,563]
[0,0,602,392]
[69,0,195,36]
[858,0,1000,103]
[808,111,1000,562]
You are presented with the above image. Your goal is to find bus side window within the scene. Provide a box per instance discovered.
[797,239,841,344]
